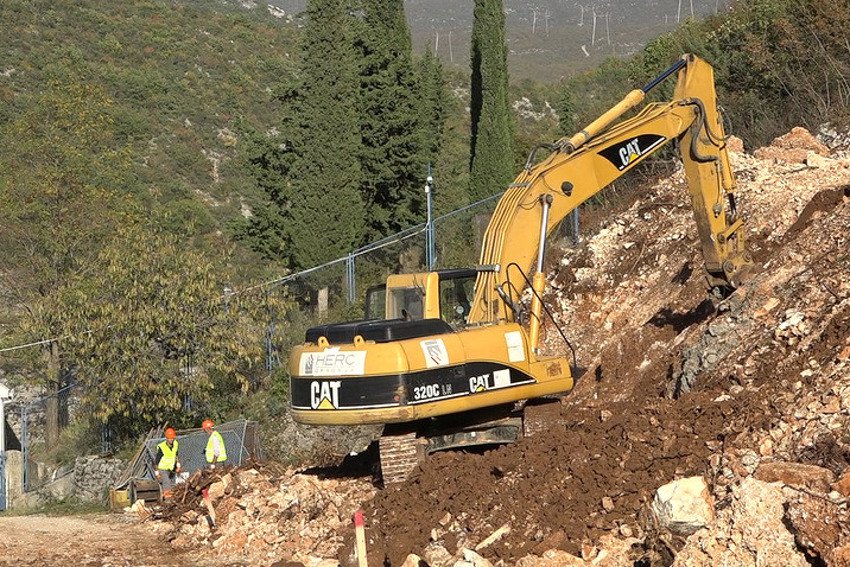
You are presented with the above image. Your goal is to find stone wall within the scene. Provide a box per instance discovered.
[73,455,125,503]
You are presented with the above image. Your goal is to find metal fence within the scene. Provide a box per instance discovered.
[258,191,579,370]
[0,451,5,511]
[17,383,75,493]
[141,420,262,479]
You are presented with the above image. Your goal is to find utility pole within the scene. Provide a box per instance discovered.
[532,7,538,34]
[677,0,682,23]
[425,167,435,270]
[605,12,610,45]
[578,4,584,26]
[545,8,550,36]
[448,30,453,64]
[591,8,597,45]
[435,30,439,53]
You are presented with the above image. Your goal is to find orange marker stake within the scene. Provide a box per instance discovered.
[354,510,368,567]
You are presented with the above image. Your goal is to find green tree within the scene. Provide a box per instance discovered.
[237,121,297,261]
[0,77,134,449]
[469,0,514,202]
[55,225,275,434]
[556,87,576,136]
[416,48,449,168]
[285,0,366,269]
[358,0,424,239]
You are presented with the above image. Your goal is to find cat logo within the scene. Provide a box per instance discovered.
[468,369,512,393]
[598,134,666,171]
[469,373,490,393]
[310,380,342,410]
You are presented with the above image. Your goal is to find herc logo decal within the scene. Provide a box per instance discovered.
[599,134,666,171]
[299,349,366,376]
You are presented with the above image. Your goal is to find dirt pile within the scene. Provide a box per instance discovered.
[350,127,850,565]
[151,463,375,567]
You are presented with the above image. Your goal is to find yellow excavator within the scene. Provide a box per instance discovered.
[289,54,750,482]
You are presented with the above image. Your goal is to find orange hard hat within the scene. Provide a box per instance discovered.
[164,427,177,440]
[202,419,214,430]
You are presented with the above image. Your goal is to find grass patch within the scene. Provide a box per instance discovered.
[0,498,108,517]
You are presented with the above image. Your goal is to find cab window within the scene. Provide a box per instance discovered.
[388,287,424,320]
[439,275,475,327]
[364,284,386,320]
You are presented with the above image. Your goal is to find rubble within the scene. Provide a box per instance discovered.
[140,126,850,566]
[673,478,810,566]
[151,463,374,566]
[752,126,830,162]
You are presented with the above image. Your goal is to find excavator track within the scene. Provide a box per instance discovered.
[378,427,424,485]
[522,398,564,437]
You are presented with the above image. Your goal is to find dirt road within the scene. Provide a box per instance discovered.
[0,514,237,567]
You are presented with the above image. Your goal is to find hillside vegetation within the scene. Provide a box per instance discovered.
[0,0,297,263]
[557,0,850,148]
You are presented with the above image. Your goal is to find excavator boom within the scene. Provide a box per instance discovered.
[470,54,748,343]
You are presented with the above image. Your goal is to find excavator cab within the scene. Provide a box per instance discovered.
[364,269,477,328]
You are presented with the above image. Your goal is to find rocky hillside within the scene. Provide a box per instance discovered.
[150,126,850,567]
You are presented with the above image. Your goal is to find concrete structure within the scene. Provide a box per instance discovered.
[5,450,23,508]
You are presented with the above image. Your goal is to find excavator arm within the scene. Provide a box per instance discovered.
[468,55,750,350]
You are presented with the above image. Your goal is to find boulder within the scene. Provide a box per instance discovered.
[833,468,850,497]
[673,478,809,566]
[754,460,835,492]
[651,476,714,535]
[400,554,427,567]
[530,529,567,556]
[457,548,493,567]
[422,543,452,567]
[786,493,849,566]
[832,545,850,567]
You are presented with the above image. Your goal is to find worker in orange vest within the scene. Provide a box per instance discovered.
[202,419,227,469]
[155,427,181,497]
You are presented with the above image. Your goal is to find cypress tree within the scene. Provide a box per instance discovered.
[286,0,366,269]
[416,48,448,167]
[358,0,424,239]
[416,49,471,217]
[469,0,514,202]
